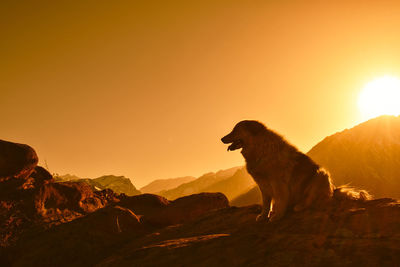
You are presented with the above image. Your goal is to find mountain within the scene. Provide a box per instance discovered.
[93,175,141,196]
[56,174,141,196]
[140,176,196,194]
[231,186,261,207]
[201,168,255,200]
[54,174,81,181]
[158,166,253,200]
[231,115,400,206]
[308,115,400,199]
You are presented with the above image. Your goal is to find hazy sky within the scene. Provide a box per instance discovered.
[2,1,400,187]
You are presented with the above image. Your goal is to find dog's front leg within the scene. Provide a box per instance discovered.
[256,188,271,222]
[268,187,289,222]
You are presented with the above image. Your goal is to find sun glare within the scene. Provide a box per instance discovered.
[358,75,400,120]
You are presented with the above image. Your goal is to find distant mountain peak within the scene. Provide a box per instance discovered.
[158,166,253,201]
[56,174,141,196]
[140,176,196,194]
[308,115,400,199]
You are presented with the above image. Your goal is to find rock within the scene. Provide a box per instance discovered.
[118,193,229,226]
[19,166,54,190]
[157,192,230,225]
[0,142,126,250]
[0,139,38,179]
[97,198,400,266]
[4,191,400,266]
[34,181,106,220]
[77,205,143,234]
[0,174,121,249]
[118,193,170,216]
[31,166,54,184]
[4,206,145,267]
[94,188,122,204]
[118,193,170,226]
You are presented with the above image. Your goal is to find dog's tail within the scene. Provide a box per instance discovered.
[333,185,372,201]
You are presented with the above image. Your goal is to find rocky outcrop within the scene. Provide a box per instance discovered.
[2,205,145,267]
[1,188,230,266]
[6,196,400,266]
[0,140,231,254]
[118,193,170,222]
[3,139,400,266]
[118,192,229,226]
[0,168,114,248]
[0,139,118,249]
[101,197,400,267]
[34,181,107,224]
[157,192,229,225]
[72,205,143,235]
[0,139,38,179]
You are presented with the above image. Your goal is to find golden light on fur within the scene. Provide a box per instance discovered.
[358,76,400,120]
[222,120,371,222]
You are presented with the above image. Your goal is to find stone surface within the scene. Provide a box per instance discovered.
[0,139,38,179]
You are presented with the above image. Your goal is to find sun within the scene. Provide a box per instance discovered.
[358,75,400,120]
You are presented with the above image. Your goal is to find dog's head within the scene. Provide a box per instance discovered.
[221,120,267,151]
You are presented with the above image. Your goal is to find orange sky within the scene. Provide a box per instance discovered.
[2,1,400,187]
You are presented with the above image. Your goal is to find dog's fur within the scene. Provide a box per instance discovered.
[222,120,370,222]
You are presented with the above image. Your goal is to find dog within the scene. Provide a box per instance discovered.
[221,120,369,222]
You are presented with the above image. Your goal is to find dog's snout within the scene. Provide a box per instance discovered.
[221,134,232,144]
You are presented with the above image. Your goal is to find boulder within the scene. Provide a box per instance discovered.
[19,166,54,190]
[94,188,122,204]
[118,193,229,226]
[118,194,170,214]
[0,139,38,179]
[76,205,143,235]
[31,166,54,185]
[118,194,169,226]
[157,192,229,225]
[34,181,106,222]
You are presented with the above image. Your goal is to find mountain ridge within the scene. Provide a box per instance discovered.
[158,166,249,200]
[140,176,196,194]
[55,174,141,196]
[308,115,400,198]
